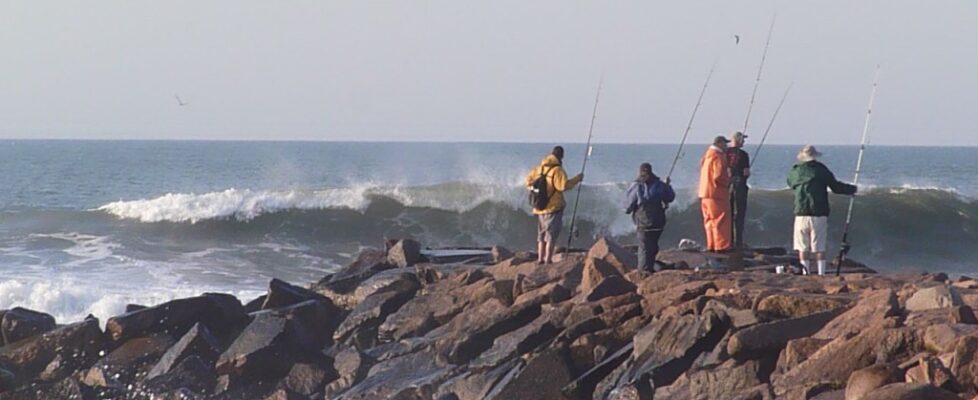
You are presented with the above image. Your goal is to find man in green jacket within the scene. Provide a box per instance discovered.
[786,145,857,275]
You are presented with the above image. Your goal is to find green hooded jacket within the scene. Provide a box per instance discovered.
[786,160,857,216]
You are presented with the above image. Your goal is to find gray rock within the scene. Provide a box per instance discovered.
[905,285,962,312]
[1,307,56,345]
[387,238,422,268]
[146,322,222,380]
[727,309,842,360]
[845,363,901,400]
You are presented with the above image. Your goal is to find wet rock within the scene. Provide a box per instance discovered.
[279,362,336,397]
[485,348,573,400]
[1,308,56,345]
[436,359,519,400]
[333,350,455,400]
[858,382,960,400]
[105,293,246,343]
[727,309,841,360]
[587,237,637,274]
[0,316,105,388]
[146,322,222,380]
[262,278,330,310]
[950,305,978,324]
[83,333,175,387]
[814,289,899,340]
[845,363,901,400]
[215,299,336,381]
[586,275,637,303]
[756,292,850,319]
[387,238,422,268]
[905,285,962,312]
[323,347,374,398]
[581,257,623,295]
[141,355,217,397]
[564,343,633,399]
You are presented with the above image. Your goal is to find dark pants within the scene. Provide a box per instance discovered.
[637,229,663,273]
[730,183,748,248]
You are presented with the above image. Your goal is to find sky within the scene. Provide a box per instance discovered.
[1,1,976,145]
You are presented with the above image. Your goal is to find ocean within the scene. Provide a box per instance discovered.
[0,140,975,324]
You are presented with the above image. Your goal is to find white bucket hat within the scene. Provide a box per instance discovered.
[797,145,823,162]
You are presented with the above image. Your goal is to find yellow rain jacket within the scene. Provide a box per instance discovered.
[525,154,582,215]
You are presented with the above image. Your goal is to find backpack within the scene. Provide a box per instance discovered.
[529,167,554,211]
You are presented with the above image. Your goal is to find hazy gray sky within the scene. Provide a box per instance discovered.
[2,1,976,145]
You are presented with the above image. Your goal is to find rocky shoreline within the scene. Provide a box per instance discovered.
[1,237,978,400]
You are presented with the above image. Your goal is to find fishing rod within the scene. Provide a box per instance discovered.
[750,83,793,167]
[566,77,603,250]
[666,63,717,182]
[836,66,881,276]
[742,13,777,134]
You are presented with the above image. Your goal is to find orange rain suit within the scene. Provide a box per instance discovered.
[698,146,733,251]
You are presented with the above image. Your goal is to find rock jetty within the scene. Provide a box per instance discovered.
[2,237,978,399]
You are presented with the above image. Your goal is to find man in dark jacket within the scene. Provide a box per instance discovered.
[625,163,676,273]
[786,145,857,275]
[726,131,751,248]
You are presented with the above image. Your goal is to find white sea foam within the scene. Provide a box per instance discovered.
[0,278,264,327]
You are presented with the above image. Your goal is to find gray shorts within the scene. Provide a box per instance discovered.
[537,210,564,243]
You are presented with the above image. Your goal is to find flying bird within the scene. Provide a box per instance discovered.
[733,35,741,45]
[174,94,188,107]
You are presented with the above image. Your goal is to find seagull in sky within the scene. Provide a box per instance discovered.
[175,94,188,107]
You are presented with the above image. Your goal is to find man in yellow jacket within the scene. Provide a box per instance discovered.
[525,146,583,264]
[698,136,733,252]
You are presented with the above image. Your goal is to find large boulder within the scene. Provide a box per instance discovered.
[433,298,542,365]
[772,324,920,396]
[948,334,978,393]
[333,277,420,346]
[81,333,174,388]
[471,308,567,370]
[587,238,637,274]
[332,350,455,400]
[586,276,637,303]
[278,362,337,397]
[485,349,574,400]
[684,359,768,400]
[140,355,217,398]
[922,323,978,353]
[775,337,832,374]
[0,316,105,389]
[387,238,423,268]
[858,383,960,400]
[1,308,56,345]
[312,249,395,308]
[844,363,901,400]
[215,299,336,381]
[727,309,841,360]
[581,257,623,295]
[323,347,374,398]
[905,285,962,312]
[756,292,850,319]
[640,281,717,317]
[146,322,222,380]
[815,289,900,340]
[262,278,330,310]
[104,293,246,343]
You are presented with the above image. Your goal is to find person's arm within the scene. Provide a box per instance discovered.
[712,154,729,188]
[551,168,569,192]
[826,168,857,195]
[566,171,583,190]
[743,151,751,178]
[624,183,639,214]
[662,182,676,204]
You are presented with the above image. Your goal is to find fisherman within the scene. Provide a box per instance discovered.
[727,131,751,248]
[624,162,675,273]
[698,136,734,252]
[787,145,857,275]
[525,146,583,264]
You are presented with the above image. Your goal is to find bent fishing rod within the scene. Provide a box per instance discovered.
[566,77,603,250]
[750,83,792,167]
[666,63,717,182]
[836,66,881,276]
[741,14,777,134]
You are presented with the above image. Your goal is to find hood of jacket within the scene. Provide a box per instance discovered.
[540,154,562,167]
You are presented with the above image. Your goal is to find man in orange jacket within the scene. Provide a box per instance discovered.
[698,136,734,252]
